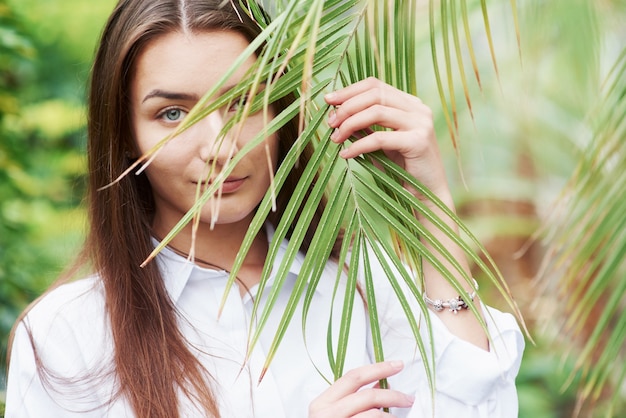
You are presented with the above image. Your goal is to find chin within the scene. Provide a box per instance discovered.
[196,208,255,228]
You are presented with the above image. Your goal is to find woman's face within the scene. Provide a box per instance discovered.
[130,30,278,234]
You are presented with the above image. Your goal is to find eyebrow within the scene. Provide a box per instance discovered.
[141,85,241,104]
[142,90,200,103]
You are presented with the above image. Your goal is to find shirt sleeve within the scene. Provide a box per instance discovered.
[406,306,524,417]
[6,320,76,417]
[366,258,525,418]
[5,281,116,418]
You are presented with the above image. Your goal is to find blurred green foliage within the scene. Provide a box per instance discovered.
[0,0,624,416]
[0,0,115,410]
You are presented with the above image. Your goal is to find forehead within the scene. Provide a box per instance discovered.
[131,30,255,97]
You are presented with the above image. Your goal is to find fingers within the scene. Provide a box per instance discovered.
[309,361,414,418]
[325,77,417,114]
[318,360,404,403]
[324,77,434,157]
[336,130,423,161]
[325,77,429,134]
[354,410,396,418]
[331,387,414,417]
[329,105,407,143]
[322,77,452,202]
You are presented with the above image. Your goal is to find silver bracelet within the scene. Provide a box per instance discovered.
[423,279,479,314]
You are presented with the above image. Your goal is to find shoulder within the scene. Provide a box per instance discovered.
[19,276,109,356]
[7,276,117,414]
[26,276,105,325]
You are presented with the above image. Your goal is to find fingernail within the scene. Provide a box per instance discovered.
[325,92,336,101]
[389,360,404,369]
[405,394,415,404]
[330,128,339,141]
[328,111,336,126]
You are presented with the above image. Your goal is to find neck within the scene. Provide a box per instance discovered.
[164,243,229,271]
[151,214,268,273]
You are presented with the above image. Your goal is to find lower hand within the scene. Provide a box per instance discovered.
[308,361,414,417]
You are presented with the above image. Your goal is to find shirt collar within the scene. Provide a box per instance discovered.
[154,223,308,303]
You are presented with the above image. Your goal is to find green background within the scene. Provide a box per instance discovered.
[1,0,625,416]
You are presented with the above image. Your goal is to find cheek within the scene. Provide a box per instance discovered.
[271,137,280,170]
[141,141,192,184]
[132,119,159,156]
[238,117,280,164]
[260,134,280,174]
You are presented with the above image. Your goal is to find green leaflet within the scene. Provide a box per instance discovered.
[134,0,524,395]
[541,49,626,411]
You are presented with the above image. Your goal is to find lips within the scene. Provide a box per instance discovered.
[193,177,246,194]
[219,177,246,193]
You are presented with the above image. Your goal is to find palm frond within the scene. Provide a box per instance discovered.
[540,47,626,412]
[140,0,524,391]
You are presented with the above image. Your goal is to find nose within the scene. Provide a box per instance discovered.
[194,111,238,164]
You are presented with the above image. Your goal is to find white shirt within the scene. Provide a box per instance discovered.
[6,232,524,417]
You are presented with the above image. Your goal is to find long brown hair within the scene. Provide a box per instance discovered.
[10,0,338,417]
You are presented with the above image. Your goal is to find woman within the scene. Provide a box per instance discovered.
[5,0,524,417]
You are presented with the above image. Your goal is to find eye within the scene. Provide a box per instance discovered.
[228,95,250,113]
[157,107,187,123]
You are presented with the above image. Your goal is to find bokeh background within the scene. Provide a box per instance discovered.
[1,0,625,416]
